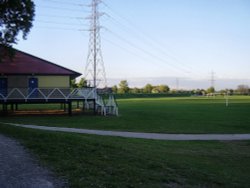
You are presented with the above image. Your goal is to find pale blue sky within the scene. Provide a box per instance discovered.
[14,0,250,89]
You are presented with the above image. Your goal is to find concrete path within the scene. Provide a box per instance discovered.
[3,123,250,141]
[0,134,66,188]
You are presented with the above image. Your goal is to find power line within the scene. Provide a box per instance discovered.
[35,20,87,26]
[107,16,191,69]
[103,3,183,60]
[39,5,88,13]
[106,29,190,74]
[38,14,85,20]
[101,35,165,69]
[36,26,84,31]
[36,0,205,80]
[103,2,204,77]
[42,0,88,7]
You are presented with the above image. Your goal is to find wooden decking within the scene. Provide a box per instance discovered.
[0,88,97,116]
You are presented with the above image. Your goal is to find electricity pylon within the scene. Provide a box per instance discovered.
[211,71,215,89]
[85,0,107,88]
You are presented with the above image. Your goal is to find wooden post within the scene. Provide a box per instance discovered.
[2,103,8,115]
[64,103,66,112]
[68,101,72,116]
[15,103,18,111]
[82,100,85,111]
[11,104,14,111]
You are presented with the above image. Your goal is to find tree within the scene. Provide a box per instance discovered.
[157,85,170,93]
[112,85,118,94]
[192,89,203,95]
[151,87,160,94]
[206,87,215,94]
[77,78,87,88]
[143,84,153,93]
[0,0,35,47]
[118,80,129,94]
[71,79,77,88]
[237,85,249,95]
[130,87,141,94]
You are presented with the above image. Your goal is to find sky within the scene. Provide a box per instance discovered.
[14,0,250,89]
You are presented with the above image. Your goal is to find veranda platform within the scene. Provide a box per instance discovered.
[0,87,97,116]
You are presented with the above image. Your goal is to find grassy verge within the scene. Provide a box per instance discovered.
[1,123,250,187]
[1,96,250,133]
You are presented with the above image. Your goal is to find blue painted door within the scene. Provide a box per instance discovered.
[29,78,38,97]
[0,78,8,97]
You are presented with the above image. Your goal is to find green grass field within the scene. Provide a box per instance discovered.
[1,96,250,187]
[0,124,250,188]
[1,96,250,133]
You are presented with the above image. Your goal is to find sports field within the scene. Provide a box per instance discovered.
[1,96,250,187]
[1,96,250,133]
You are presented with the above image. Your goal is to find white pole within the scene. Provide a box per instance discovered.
[225,92,229,107]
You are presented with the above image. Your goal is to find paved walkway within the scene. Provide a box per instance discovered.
[3,123,250,141]
[0,134,66,188]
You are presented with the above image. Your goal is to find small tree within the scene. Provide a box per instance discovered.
[112,85,118,94]
[77,78,87,88]
[130,87,141,94]
[157,85,170,93]
[207,87,215,94]
[71,79,77,88]
[151,87,160,94]
[118,80,129,94]
[228,89,234,95]
[237,85,249,95]
[193,89,203,95]
[143,84,153,93]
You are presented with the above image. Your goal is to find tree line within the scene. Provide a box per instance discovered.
[111,80,170,94]
[71,79,250,95]
[191,85,250,96]
[111,80,250,95]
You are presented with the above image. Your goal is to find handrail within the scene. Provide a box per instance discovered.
[0,87,97,101]
[0,88,119,116]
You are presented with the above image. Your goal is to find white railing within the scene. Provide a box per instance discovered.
[105,94,119,116]
[0,87,97,102]
[0,87,119,116]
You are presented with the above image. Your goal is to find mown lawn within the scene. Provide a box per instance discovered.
[1,96,250,133]
[0,124,250,188]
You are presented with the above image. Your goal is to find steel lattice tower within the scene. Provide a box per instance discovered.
[211,71,215,89]
[85,0,107,88]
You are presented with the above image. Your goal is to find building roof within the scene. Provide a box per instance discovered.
[0,48,81,78]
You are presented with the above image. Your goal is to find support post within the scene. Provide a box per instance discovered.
[15,103,18,111]
[93,99,96,115]
[11,104,14,111]
[82,100,85,111]
[64,103,66,112]
[2,103,8,115]
[68,101,72,116]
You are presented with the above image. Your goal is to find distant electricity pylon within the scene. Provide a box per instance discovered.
[84,0,107,88]
[176,78,179,90]
[210,71,215,89]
